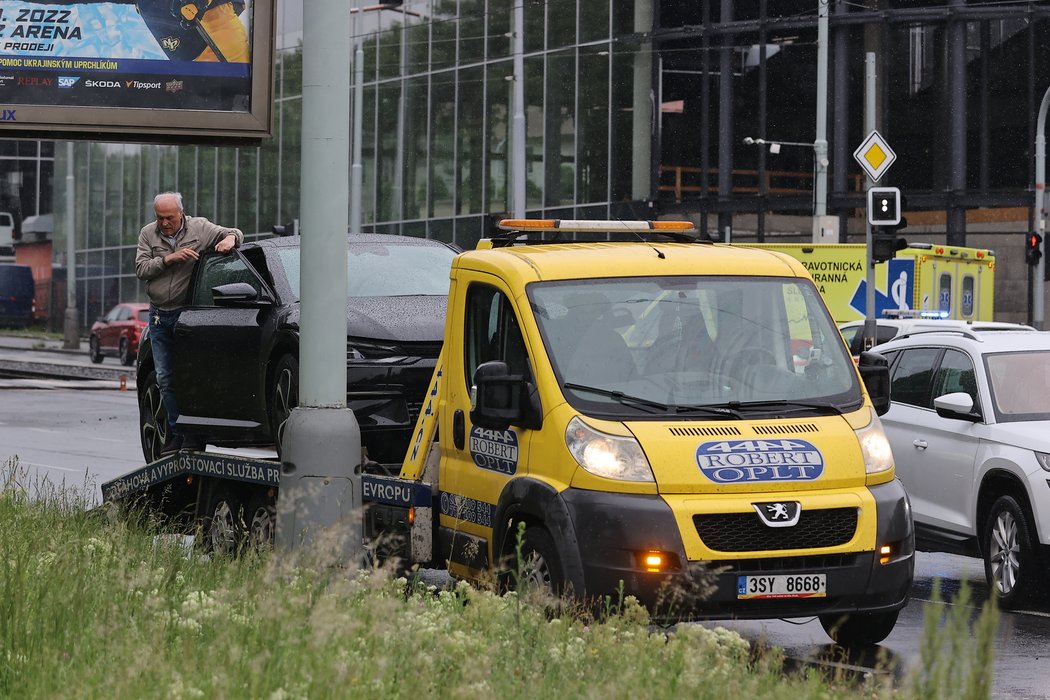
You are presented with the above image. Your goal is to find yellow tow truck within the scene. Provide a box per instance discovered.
[104,219,913,647]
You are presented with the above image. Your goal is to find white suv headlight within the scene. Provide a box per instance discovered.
[855,407,894,475]
[565,416,654,482]
[1036,452,1050,472]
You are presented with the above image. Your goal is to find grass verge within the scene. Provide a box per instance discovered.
[0,457,996,699]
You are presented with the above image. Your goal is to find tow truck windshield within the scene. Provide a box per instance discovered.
[529,275,862,417]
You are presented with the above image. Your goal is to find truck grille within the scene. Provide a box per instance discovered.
[693,508,858,552]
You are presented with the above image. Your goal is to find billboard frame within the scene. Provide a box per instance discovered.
[0,0,276,146]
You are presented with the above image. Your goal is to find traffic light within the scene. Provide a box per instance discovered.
[272,219,299,236]
[870,189,908,263]
[868,187,901,226]
[872,231,908,263]
[1026,232,1042,266]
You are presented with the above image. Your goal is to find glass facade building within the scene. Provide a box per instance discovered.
[4,0,1050,326]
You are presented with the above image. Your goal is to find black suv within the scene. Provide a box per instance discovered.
[137,234,458,464]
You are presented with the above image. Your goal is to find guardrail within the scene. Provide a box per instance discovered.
[657,165,865,203]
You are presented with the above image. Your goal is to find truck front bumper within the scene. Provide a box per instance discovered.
[561,478,914,622]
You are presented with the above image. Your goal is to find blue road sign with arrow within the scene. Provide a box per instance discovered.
[849,258,915,318]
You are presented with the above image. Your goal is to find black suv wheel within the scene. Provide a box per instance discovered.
[139,369,168,463]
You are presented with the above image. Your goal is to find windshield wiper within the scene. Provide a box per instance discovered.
[673,403,743,419]
[726,399,846,415]
[563,382,670,414]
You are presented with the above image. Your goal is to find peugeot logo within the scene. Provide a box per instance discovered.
[753,501,801,528]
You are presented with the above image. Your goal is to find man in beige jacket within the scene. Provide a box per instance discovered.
[135,191,243,455]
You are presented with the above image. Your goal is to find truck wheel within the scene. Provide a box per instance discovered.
[89,335,104,364]
[139,369,168,463]
[818,609,898,647]
[247,501,276,552]
[119,337,134,366]
[206,493,245,556]
[984,495,1039,609]
[269,355,299,458]
[515,527,566,596]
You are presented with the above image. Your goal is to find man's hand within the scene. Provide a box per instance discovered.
[214,233,237,254]
[165,247,200,266]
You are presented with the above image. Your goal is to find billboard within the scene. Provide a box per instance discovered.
[0,0,275,144]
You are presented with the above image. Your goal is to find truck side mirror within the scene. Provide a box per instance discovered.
[858,351,890,416]
[470,361,542,430]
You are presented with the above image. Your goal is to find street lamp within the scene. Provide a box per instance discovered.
[743,135,835,243]
[742,137,828,166]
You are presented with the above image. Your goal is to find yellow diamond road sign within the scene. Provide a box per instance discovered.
[853,130,896,182]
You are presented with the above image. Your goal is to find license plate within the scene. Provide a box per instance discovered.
[737,573,826,599]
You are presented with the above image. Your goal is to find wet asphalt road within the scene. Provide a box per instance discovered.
[2,337,1049,697]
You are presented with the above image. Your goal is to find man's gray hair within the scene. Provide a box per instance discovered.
[154,192,184,211]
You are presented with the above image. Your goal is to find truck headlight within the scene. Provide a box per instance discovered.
[565,416,654,482]
[855,407,894,475]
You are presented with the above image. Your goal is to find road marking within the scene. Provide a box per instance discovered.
[19,461,86,473]
[911,595,1050,618]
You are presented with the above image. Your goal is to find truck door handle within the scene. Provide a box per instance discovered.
[453,410,465,450]
[913,439,928,450]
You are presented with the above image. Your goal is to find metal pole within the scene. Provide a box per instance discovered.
[1034,86,1050,330]
[276,0,362,557]
[62,142,78,349]
[864,53,877,347]
[351,5,363,235]
[812,0,830,243]
[393,6,406,224]
[510,2,526,218]
[299,0,350,408]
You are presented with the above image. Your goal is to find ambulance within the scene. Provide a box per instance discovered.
[744,242,995,324]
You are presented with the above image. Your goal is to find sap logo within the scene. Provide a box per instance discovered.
[57,76,79,88]
[0,109,15,121]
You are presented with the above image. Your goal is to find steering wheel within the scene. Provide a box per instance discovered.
[723,346,779,387]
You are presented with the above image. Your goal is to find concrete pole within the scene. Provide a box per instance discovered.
[276,0,362,558]
[811,0,830,243]
[62,142,78,349]
[864,53,877,347]
[510,1,526,217]
[1034,85,1050,330]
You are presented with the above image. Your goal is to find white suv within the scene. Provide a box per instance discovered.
[839,317,1034,357]
[873,328,1050,607]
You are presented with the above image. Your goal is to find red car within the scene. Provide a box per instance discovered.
[89,302,150,366]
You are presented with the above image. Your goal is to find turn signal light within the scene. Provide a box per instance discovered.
[879,543,894,564]
[636,550,680,573]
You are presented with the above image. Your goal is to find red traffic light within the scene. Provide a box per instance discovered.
[1026,232,1043,266]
